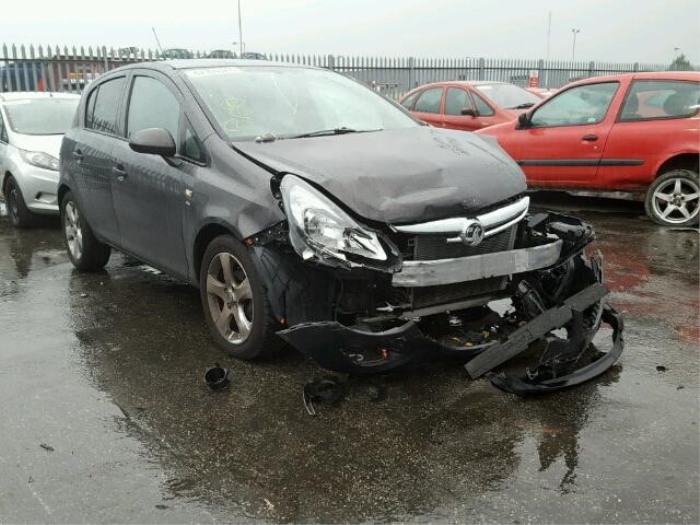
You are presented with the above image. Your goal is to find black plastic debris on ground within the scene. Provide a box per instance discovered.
[204,364,230,390]
[303,377,344,416]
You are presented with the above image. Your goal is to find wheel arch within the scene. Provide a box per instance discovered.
[1,170,14,197]
[655,153,700,178]
[192,221,243,282]
[57,183,71,208]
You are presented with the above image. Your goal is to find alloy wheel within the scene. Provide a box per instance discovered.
[206,252,254,344]
[64,201,83,260]
[651,177,700,224]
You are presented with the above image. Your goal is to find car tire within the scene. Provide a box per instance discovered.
[200,235,282,360]
[4,175,37,228]
[60,191,111,271]
[645,169,700,227]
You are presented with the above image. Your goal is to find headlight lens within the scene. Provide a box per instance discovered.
[20,150,60,171]
[281,175,389,265]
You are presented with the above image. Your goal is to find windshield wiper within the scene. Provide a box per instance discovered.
[290,127,373,139]
[511,102,536,110]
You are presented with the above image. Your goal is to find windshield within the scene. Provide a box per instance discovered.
[184,66,418,141]
[3,98,79,135]
[475,83,541,109]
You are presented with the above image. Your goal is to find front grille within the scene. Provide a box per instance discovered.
[404,225,517,309]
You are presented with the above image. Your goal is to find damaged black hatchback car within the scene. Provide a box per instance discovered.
[59,60,623,393]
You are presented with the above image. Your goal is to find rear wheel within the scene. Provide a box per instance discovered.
[61,191,111,271]
[645,169,700,227]
[199,235,282,360]
[4,176,36,228]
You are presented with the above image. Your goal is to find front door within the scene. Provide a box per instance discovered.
[110,72,190,278]
[512,81,621,184]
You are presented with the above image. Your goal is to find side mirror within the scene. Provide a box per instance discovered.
[461,107,478,117]
[129,128,176,157]
[517,112,531,129]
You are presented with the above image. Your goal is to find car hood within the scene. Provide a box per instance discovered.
[234,127,526,224]
[11,134,64,159]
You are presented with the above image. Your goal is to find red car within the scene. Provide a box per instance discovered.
[478,72,700,226]
[399,81,541,131]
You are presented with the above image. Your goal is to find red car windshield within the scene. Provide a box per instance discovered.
[475,84,541,109]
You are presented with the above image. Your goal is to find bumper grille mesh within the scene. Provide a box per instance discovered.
[408,226,517,309]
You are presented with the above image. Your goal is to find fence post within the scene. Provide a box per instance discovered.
[537,59,545,88]
[327,54,335,71]
[408,56,415,88]
[588,61,595,78]
[478,57,485,81]
[633,62,639,72]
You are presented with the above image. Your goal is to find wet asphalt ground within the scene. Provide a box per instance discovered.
[0,194,698,524]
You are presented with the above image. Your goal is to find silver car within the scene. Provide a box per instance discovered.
[0,92,80,227]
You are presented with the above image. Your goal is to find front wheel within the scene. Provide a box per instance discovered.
[61,191,111,271]
[199,235,282,360]
[645,169,700,227]
[4,176,37,228]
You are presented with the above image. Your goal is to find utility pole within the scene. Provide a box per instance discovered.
[152,27,164,54]
[237,0,244,56]
[545,11,552,88]
[571,28,581,63]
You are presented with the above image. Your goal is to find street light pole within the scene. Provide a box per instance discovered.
[571,28,581,63]
[237,0,244,55]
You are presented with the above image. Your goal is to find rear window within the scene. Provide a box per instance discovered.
[86,77,126,135]
[3,98,79,135]
[620,80,700,121]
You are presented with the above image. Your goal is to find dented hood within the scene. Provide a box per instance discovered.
[234,126,526,224]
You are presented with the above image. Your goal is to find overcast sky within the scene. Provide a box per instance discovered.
[3,0,698,65]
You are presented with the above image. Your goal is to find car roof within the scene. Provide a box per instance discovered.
[102,59,310,75]
[0,92,81,103]
[567,71,700,86]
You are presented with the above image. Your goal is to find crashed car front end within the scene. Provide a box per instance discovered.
[248,174,624,395]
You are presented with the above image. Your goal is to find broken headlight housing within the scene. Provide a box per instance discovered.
[280,175,400,271]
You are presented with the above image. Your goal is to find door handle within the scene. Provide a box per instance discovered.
[72,150,83,161]
[582,134,598,142]
[112,165,128,181]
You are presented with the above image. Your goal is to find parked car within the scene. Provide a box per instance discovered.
[0,92,80,227]
[399,81,542,131]
[161,49,195,60]
[240,52,268,60]
[57,60,622,392]
[478,72,700,226]
[206,50,236,59]
[0,62,48,92]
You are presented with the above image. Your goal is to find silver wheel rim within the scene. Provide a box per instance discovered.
[206,253,254,344]
[64,201,83,260]
[652,177,700,224]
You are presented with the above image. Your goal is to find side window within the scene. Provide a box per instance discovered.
[530,82,619,128]
[0,111,7,143]
[89,77,126,135]
[472,92,496,117]
[182,126,205,163]
[85,87,98,128]
[127,76,180,140]
[413,87,443,114]
[619,80,700,121]
[400,91,420,109]
[444,88,471,116]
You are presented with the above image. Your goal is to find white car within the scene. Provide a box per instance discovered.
[0,92,80,227]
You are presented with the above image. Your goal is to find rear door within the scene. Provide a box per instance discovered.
[110,71,194,278]
[68,75,127,243]
[598,79,700,190]
[512,81,621,184]
[411,86,444,127]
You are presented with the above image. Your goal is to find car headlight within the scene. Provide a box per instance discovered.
[280,175,399,270]
[19,150,60,171]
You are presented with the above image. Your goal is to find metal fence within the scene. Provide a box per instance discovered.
[0,43,679,100]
